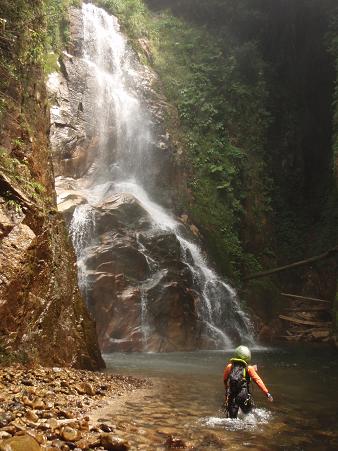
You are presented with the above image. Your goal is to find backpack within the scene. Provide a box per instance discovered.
[228,360,249,393]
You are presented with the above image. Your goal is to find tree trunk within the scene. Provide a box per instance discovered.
[243,246,338,280]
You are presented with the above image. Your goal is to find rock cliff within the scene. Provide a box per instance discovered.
[48,8,202,352]
[48,5,250,352]
[0,1,104,369]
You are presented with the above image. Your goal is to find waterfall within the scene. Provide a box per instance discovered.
[58,3,254,351]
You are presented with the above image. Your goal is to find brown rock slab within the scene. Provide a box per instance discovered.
[312,329,330,339]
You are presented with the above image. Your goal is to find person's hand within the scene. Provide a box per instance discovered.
[267,393,274,402]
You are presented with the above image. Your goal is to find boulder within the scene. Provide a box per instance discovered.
[97,286,143,352]
[137,230,181,263]
[0,221,36,295]
[94,193,152,233]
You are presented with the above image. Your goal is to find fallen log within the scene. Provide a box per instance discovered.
[280,293,331,304]
[279,335,305,341]
[286,305,330,312]
[279,314,331,327]
[243,246,338,281]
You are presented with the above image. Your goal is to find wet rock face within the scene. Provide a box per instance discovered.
[48,7,202,352]
[48,8,177,206]
[72,192,202,352]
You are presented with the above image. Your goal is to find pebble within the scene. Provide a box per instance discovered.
[47,418,59,430]
[0,365,148,451]
[32,398,45,410]
[99,423,114,432]
[75,434,101,449]
[61,426,79,441]
[74,382,96,396]
[26,410,39,423]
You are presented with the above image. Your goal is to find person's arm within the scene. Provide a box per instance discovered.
[248,366,273,401]
[223,363,232,386]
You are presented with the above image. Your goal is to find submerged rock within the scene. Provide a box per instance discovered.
[100,434,129,450]
[164,435,192,449]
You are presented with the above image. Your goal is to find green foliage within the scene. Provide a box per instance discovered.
[0,340,29,366]
[0,147,22,173]
[44,52,59,74]
[11,138,24,149]
[328,7,338,177]
[97,0,149,38]
[44,0,75,54]
[0,146,47,204]
[6,199,23,215]
[0,0,75,87]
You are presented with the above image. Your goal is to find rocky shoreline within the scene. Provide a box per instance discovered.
[0,365,150,450]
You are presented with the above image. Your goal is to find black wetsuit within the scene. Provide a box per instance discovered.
[227,385,253,418]
[226,362,253,418]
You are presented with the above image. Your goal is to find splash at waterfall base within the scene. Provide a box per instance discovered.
[48,4,253,353]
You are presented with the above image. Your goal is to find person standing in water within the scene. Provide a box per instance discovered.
[223,345,273,418]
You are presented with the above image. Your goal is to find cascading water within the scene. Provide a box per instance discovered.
[65,3,254,350]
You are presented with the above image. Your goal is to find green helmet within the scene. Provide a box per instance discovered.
[234,345,251,363]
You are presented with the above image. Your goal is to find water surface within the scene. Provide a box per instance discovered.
[104,345,338,450]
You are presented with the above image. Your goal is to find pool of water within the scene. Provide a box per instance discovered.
[103,345,338,450]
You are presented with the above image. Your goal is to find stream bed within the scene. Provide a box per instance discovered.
[103,345,338,450]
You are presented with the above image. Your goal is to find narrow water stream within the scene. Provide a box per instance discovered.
[103,345,338,450]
